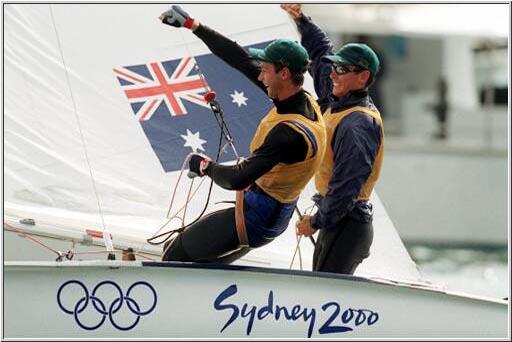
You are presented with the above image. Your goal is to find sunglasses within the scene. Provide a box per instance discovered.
[331,64,365,75]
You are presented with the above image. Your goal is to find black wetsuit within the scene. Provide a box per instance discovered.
[163,24,315,263]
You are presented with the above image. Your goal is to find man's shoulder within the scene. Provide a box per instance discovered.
[269,122,307,145]
[334,108,380,135]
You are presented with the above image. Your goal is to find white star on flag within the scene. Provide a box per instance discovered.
[181,129,207,152]
[230,90,248,107]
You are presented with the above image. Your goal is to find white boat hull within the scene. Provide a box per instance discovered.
[4,261,508,338]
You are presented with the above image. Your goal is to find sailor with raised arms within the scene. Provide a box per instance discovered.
[283,4,384,275]
[159,5,326,263]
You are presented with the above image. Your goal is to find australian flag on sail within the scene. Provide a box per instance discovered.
[113,41,273,173]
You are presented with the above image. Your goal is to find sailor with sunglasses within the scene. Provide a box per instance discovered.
[282,4,385,275]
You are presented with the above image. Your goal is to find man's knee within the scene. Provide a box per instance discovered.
[162,235,193,262]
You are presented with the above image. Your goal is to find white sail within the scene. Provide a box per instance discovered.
[3,3,421,282]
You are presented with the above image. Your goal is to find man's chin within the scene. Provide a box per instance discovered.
[332,89,345,97]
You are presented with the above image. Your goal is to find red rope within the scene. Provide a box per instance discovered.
[4,222,157,261]
[4,222,62,256]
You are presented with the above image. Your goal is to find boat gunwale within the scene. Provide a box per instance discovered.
[4,260,508,305]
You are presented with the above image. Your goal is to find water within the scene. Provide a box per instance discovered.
[406,244,509,299]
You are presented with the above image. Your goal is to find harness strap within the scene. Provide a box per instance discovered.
[235,190,249,248]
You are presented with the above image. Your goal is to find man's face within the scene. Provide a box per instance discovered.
[258,62,283,99]
[329,64,370,97]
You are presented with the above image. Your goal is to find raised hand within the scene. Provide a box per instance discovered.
[280,4,303,20]
[159,5,195,29]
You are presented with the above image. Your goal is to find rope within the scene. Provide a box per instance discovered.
[5,223,158,261]
[146,18,243,250]
[70,250,157,261]
[4,223,63,257]
[165,154,193,219]
[289,203,317,270]
[145,152,218,247]
[49,5,114,257]
[172,9,239,160]
[182,174,196,227]
[289,234,303,270]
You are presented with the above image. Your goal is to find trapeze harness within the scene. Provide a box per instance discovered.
[235,94,326,248]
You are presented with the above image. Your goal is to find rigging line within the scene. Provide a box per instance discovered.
[283,11,301,42]
[166,154,193,219]
[147,125,225,246]
[149,176,206,241]
[147,17,239,248]
[289,199,319,269]
[171,12,239,159]
[290,204,319,269]
[223,22,292,39]
[49,5,114,258]
[295,205,316,246]
[146,121,225,246]
[70,250,157,261]
[146,143,220,246]
[182,175,196,227]
[155,139,236,247]
[210,99,240,159]
[146,182,216,245]
[148,157,206,246]
[288,200,319,269]
[289,234,303,270]
[144,152,207,246]
[6,222,155,262]
[4,223,63,257]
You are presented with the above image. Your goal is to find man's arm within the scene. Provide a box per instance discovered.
[310,112,382,230]
[282,5,335,107]
[160,6,266,92]
[193,24,267,93]
[205,124,307,190]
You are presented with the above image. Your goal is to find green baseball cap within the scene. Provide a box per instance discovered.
[248,39,309,73]
[321,43,380,76]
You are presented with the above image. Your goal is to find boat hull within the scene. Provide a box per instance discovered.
[4,261,508,338]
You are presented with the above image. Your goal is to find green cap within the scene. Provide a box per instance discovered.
[248,39,309,73]
[321,43,380,76]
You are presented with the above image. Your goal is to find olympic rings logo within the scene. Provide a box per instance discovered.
[57,280,157,331]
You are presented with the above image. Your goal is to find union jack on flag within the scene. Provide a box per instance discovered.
[113,57,210,120]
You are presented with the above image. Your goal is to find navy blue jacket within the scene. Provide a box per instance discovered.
[296,15,383,229]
